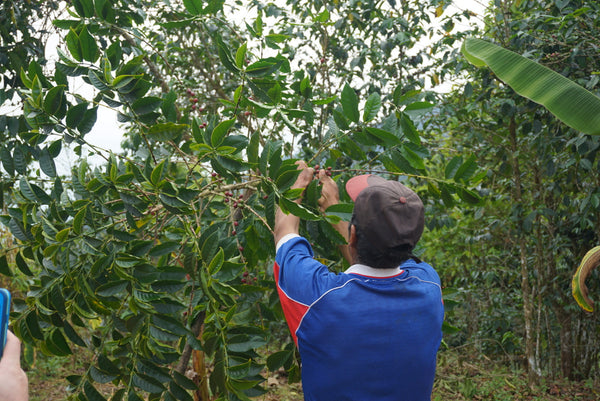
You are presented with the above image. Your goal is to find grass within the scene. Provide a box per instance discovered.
[25,347,599,400]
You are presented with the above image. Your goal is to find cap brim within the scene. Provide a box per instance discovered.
[346,174,373,200]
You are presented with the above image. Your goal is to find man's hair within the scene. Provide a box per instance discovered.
[351,216,420,269]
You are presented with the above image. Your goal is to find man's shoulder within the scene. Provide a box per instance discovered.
[401,259,441,284]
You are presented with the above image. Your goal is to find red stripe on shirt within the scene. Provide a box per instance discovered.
[273,261,309,345]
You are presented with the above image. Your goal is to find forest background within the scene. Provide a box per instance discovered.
[1,0,600,400]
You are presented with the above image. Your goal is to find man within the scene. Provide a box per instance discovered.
[0,331,29,401]
[273,161,444,401]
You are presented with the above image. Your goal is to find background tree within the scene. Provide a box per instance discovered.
[426,0,600,386]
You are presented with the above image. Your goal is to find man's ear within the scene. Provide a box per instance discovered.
[349,225,357,248]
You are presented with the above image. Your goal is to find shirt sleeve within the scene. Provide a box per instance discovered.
[275,236,344,304]
[273,236,346,344]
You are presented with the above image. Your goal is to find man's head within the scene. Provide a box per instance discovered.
[346,174,424,268]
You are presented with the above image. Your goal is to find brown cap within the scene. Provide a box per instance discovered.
[346,174,424,252]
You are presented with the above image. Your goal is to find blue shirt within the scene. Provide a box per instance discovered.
[274,235,444,401]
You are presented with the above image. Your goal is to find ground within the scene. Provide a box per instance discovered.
[26,347,599,400]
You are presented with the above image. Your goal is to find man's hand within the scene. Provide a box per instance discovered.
[0,331,29,401]
[317,170,352,263]
[317,169,340,213]
[291,161,315,191]
[274,161,315,245]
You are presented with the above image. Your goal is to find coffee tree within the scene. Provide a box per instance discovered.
[0,0,481,399]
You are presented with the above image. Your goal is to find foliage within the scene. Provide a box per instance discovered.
[0,0,483,399]
[426,0,600,384]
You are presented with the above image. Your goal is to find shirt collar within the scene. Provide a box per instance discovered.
[344,264,404,278]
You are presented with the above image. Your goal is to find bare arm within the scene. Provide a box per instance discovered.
[317,170,352,264]
[273,161,315,245]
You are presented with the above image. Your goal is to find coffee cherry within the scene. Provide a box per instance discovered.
[234,221,239,226]
[231,230,237,235]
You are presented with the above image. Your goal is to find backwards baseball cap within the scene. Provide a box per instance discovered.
[346,174,424,252]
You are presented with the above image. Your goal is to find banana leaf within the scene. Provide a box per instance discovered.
[461,38,600,136]
[571,246,600,312]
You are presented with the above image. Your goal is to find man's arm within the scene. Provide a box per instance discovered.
[317,170,352,264]
[273,161,315,245]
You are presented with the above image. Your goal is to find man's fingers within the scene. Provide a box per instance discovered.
[295,160,308,170]
[1,331,21,365]
[317,169,331,183]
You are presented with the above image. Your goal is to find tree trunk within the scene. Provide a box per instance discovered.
[509,117,541,386]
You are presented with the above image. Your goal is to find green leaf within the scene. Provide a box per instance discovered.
[400,145,426,170]
[365,127,400,145]
[78,106,98,134]
[96,280,129,297]
[25,311,44,340]
[94,0,115,22]
[227,335,266,353]
[147,123,188,142]
[151,315,188,336]
[72,0,94,18]
[84,380,107,401]
[88,69,110,91]
[245,59,283,77]
[404,101,434,112]
[462,38,600,136]
[235,42,247,69]
[132,96,163,115]
[454,155,477,182]
[399,113,420,145]
[279,198,320,221]
[340,83,359,123]
[43,85,65,116]
[39,148,57,178]
[183,0,203,15]
[149,241,180,257]
[445,156,462,180]
[0,255,12,276]
[73,205,88,234]
[211,118,235,147]
[457,187,481,204]
[66,28,82,62]
[79,26,99,63]
[50,329,72,356]
[15,252,34,276]
[66,103,88,128]
[214,35,240,74]
[208,248,224,274]
[363,92,381,122]
[324,203,353,221]
[313,95,337,105]
[442,321,461,334]
[266,350,292,371]
[0,147,14,175]
[89,365,118,384]
[150,159,166,187]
